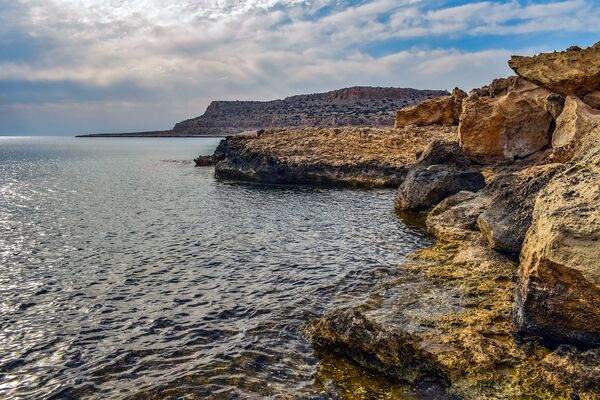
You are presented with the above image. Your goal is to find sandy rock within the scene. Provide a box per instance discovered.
[214,126,456,187]
[459,78,554,164]
[552,96,600,162]
[395,141,485,210]
[583,90,600,109]
[545,93,565,120]
[516,147,600,345]
[426,191,490,241]
[509,42,600,98]
[477,164,564,254]
[395,88,467,128]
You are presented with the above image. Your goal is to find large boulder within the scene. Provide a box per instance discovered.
[395,88,467,128]
[509,42,600,100]
[477,164,564,254]
[395,140,485,210]
[516,145,600,345]
[459,77,554,164]
[551,95,600,162]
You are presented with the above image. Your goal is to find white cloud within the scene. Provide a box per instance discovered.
[1,0,599,134]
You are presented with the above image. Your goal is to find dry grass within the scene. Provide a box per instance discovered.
[241,126,457,167]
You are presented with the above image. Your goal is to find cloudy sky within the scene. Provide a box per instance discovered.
[0,0,598,135]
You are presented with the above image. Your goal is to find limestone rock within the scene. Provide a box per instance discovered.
[544,93,565,120]
[426,191,491,241]
[552,96,600,162]
[395,141,485,210]
[214,126,456,187]
[583,90,600,109]
[477,164,564,254]
[509,42,600,98]
[459,78,554,164]
[395,88,467,128]
[516,147,600,345]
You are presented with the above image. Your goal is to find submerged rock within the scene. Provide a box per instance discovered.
[395,141,485,210]
[395,88,467,128]
[459,77,554,164]
[306,227,600,399]
[509,41,600,99]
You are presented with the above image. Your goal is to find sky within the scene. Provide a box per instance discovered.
[0,0,598,136]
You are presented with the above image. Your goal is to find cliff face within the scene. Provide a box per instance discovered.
[173,86,448,135]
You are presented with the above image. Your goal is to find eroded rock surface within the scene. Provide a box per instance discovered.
[477,164,564,254]
[459,78,554,164]
[552,96,600,162]
[395,88,467,128]
[213,126,456,187]
[509,42,600,99]
[516,146,600,345]
[306,223,600,399]
[395,141,485,210]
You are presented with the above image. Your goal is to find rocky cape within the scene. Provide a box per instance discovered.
[200,42,600,399]
[78,87,447,138]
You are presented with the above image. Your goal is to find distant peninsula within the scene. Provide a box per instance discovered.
[76,86,448,137]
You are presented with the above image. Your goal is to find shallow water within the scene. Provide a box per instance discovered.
[0,137,433,399]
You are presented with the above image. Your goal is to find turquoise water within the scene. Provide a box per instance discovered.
[0,137,432,399]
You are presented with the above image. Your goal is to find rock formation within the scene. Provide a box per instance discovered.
[509,42,600,100]
[207,42,600,398]
[395,88,467,128]
[551,96,600,161]
[458,77,554,164]
[395,140,485,210]
[174,86,448,136]
[213,126,456,187]
[477,164,564,254]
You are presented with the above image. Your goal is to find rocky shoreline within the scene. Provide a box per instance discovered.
[199,43,600,398]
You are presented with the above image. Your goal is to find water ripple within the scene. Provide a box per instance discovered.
[0,137,433,399]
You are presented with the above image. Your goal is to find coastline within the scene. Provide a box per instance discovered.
[201,42,600,399]
[76,131,229,138]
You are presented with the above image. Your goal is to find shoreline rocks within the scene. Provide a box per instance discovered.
[212,126,456,188]
[199,41,600,397]
[395,140,485,210]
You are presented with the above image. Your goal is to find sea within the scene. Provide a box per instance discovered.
[0,136,433,399]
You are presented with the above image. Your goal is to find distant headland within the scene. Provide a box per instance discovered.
[76,86,447,138]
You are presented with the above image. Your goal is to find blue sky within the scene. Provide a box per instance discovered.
[0,0,598,135]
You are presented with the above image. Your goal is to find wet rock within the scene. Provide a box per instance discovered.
[552,96,600,162]
[516,145,600,346]
[509,41,600,99]
[477,164,564,254]
[193,155,215,166]
[459,77,554,164]
[395,88,467,128]
[395,141,485,210]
